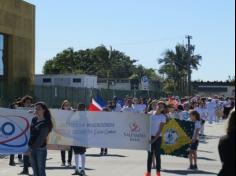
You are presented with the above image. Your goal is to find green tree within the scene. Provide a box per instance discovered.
[158,44,202,95]
[43,45,159,81]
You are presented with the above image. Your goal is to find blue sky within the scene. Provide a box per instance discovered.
[25,0,235,81]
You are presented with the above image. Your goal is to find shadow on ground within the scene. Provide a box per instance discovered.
[162,169,217,175]
[46,166,94,171]
[198,157,216,161]
[198,150,214,154]
[86,154,126,158]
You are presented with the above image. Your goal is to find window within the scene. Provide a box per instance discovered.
[43,78,51,83]
[97,79,107,83]
[73,78,81,83]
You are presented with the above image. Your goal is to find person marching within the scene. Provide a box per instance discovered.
[60,100,73,167]
[100,107,112,156]
[188,110,201,170]
[218,108,235,176]
[26,102,53,176]
[194,100,208,137]
[121,98,135,112]
[145,101,167,176]
[18,95,34,175]
[72,103,87,176]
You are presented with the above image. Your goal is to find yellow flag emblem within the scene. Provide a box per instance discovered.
[161,119,192,155]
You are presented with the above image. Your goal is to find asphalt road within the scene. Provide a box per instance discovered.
[0,121,224,176]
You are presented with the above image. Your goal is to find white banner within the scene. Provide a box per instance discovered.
[0,108,150,154]
[0,108,34,154]
[141,76,149,90]
[49,110,150,151]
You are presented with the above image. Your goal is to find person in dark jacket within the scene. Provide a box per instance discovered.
[218,108,235,176]
[25,102,53,176]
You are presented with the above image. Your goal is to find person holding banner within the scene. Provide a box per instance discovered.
[9,100,23,166]
[72,103,87,176]
[145,101,167,176]
[121,98,135,112]
[18,95,34,175]
[188,110,201,170]
[60,100,73,167]
[25,102,53,176]
[100,106,112,156]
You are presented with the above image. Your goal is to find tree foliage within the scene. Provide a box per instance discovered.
[158,44,202,95]
[43,45,159,80]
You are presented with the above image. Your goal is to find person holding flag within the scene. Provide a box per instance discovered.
[145,101,167,176]
[88,96,107,112]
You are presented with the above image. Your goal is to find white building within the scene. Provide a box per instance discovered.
[193,81,235,97]
[35,74,98,88]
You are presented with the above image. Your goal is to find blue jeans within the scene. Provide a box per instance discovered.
[30,148,47,176]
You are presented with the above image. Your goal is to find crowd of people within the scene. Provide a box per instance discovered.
[5,94,235,176]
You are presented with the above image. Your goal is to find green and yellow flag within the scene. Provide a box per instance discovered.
[161,119,195,158]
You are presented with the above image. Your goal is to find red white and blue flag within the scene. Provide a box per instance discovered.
[88,96,107,112]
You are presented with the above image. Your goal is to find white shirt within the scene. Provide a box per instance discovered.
[177,111,184,120]
[193,121,201,140]
[151,114,166,136]
[207,101,216,113]
[133,104,147,113]
[121,106,136,113]
[114,103,122,112]
[168,112,178,119]
[224,100,232,108]
[195,107,208,120]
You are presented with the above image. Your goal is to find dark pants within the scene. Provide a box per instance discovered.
[61,148,73,163]
[9,155,14,164]
[9,154,23,164]
[101,148,108,154]
[30,148,47,176]
[147,137,162,172]
[23,155,30,172]
[223,107,232,119]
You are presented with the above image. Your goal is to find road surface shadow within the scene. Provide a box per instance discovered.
[198,150,214,154]
[204,135,221,140]
[199,140,208,144]
[46,166,94,171]
[162,169,217,175]
[198,157,216,161]
[0,154,8,159]
[86,154,126,158]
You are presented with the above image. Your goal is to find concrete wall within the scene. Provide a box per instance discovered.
[98,82,131,90]
[0,0,35,98]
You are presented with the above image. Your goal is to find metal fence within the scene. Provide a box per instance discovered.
[34,86,164,108]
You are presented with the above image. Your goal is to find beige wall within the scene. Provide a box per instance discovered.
[0,0,35,98]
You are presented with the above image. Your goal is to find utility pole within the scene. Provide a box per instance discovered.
[186,35,192,96]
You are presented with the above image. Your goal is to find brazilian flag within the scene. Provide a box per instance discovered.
[161,119,195,158]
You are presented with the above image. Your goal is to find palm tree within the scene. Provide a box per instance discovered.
[158,44,202,95]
